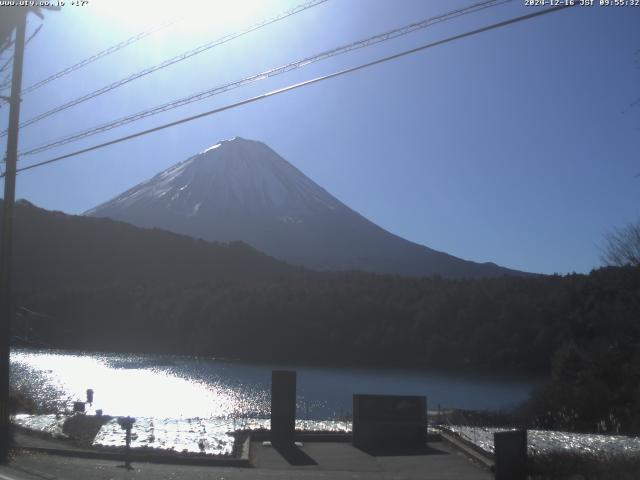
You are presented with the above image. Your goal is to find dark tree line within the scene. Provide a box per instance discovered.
[5,200,640,432]
[3,200,300,290]
[12,265,640,431]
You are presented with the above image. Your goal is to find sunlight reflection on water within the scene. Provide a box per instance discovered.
[443,425,640,463]
[13,414,352,455]
[10,349,269,418]
[10,348,538,455]
[11,348,537,420]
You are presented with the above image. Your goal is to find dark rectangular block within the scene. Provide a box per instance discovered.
[352,394,426,449]
[494,430,527,480]
[271,370,296,445]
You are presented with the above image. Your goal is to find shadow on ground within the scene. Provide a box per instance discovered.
[272,442,318,466]
[355,443,448,457]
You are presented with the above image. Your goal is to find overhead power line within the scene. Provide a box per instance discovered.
[8,3,576,178]
[0,45,16,74]
[2,0,328,135]
[0,17,179,105]
[19,0,510,158]
[0,24,42,93]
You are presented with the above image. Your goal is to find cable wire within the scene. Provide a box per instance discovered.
[19,0,510,158]
[0,23,42,74]
[0,52,15,75]
[8,3,576,177]
[0,24,43,94]
[0,17,179,106]
[2,0,328,135]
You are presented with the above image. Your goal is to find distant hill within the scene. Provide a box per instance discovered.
[2,199,298,290]
[86,137,531,279]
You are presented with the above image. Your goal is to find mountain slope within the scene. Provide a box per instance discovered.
[86,137,529,278]
[3,199,297,290]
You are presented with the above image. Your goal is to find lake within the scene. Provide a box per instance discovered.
[10,348,540,419]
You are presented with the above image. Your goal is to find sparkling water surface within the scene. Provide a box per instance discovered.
[444,425,640,463]
[10,348,538,455]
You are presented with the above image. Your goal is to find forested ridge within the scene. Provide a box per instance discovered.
[3,199,300,289]
[14,266,639,374]
[6,200,640,432]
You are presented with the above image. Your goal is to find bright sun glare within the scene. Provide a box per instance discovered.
[91,0,267,34]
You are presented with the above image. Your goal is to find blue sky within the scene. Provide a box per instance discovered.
[1,0,639,275]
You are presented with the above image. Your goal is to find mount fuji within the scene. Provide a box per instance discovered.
[85,137,527,278]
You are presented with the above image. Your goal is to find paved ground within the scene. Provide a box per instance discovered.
[0,438,492,480]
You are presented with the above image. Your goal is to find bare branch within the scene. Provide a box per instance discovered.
[601,220,640,267]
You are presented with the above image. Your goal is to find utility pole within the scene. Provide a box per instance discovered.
[0,8,27,463]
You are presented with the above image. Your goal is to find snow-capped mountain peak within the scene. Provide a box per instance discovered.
[85,137,527,278]
[87,137,340,219]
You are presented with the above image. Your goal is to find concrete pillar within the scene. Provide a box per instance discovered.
[494,429,527,480]
[271,370,296,445]
[352,394,426,450]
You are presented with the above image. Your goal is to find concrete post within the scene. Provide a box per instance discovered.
[494,429,527,480]
[271,370,296,445]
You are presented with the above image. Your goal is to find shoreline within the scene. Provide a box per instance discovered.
[11,412,640,479]
[10,344,547,382]
[11,413,247,461]
[11,412,355,459]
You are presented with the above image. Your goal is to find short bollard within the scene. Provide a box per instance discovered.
[117,416,136,470]
[494,429,527,480]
